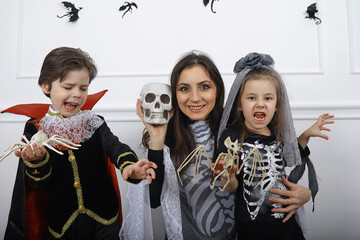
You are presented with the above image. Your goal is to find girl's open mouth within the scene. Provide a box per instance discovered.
[254,112,266,120]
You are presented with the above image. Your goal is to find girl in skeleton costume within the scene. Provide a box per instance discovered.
[120,51,315,240]
[215,52,334,240]
[4,47,157,240]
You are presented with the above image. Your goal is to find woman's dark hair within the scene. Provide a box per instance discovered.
[38,47,97,98]
[142,51,225,167]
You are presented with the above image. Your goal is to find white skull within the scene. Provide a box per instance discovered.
[140,82,172,125]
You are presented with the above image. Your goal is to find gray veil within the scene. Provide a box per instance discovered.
[217,52,301,167]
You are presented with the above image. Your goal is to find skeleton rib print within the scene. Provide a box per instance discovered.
[241,139,286,220]
[180,121,235,239]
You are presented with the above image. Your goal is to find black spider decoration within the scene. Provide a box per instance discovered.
[119,2,138,18]
[57,2,82,22]
[305,3,321,25]
[203,0,219,14]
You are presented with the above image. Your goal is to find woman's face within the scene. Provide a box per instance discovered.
[176,65,217,121]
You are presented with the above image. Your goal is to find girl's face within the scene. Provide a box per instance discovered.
[41,68,90,117]
[176,65,217,121]
[239,77,277,136]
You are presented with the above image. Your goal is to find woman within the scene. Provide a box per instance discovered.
[121,51,311,240]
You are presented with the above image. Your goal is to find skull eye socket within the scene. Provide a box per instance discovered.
[160,94,170,104]
[145,93,156,103]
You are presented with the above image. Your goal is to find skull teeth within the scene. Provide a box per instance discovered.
[144,110,167,119]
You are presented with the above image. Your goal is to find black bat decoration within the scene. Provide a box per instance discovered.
[305,3,321,25]
[57,2,82,22]
[119,2,138,18]
[203,0,218,14]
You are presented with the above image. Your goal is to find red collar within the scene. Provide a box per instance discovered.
[1,90,107,119]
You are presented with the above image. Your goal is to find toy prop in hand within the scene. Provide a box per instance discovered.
[210,137,240,191]
[140,82,172,125]
[0,90,107,162]
[0,130,80,162]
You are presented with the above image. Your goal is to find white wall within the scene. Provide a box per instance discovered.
[0,0,359,239]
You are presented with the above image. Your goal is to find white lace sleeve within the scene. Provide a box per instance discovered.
[120,146,183,240]
[119,179,153,240]
[161,145,183,240]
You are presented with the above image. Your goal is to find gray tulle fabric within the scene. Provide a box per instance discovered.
[217,52,301,167]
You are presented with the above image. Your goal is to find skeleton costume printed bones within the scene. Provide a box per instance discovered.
[120,121,236,240]
[216,52,317,237]
[176,121,235,239]
[218,127,309,239]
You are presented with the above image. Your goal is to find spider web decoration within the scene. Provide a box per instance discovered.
[203,0,219,14]
[305,3,321,24]
[57,1,82,22]
[119,2,138,18]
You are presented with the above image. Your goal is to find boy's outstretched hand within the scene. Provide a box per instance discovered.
[15,143,47,162]
[122,158,157,184]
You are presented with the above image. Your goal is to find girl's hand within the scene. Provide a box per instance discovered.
[268,176,311,223]
[298,113,334,149]
[306,113,334,140]
[14,143,46,162]
[136,99,172,150]
[122,158,158,184]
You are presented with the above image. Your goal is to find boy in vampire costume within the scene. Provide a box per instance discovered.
[2,90,125,240]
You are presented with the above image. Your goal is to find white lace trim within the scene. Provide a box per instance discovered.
[119,179,153,240]
[39,106,104,145]
[161,146,183,240]
[119,146,183,240]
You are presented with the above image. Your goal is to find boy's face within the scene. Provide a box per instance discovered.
[239,77,277,136]
[41,68,90,117]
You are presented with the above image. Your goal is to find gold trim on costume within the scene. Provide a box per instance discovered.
[48,149,119,238]
[69,150,85,210]
[26,167,52,181]
[117,152,137,166]
[47,109,81,118]
[49,210,118,239]
[119,161,134,173]
[23,151,50,168]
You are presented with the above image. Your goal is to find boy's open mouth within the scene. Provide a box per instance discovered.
[65,102,78,110]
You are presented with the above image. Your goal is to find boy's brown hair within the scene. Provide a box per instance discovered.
[38,47,97,97]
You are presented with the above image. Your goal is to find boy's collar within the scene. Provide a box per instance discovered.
[0,89,108,119]
[47,106,81,119]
